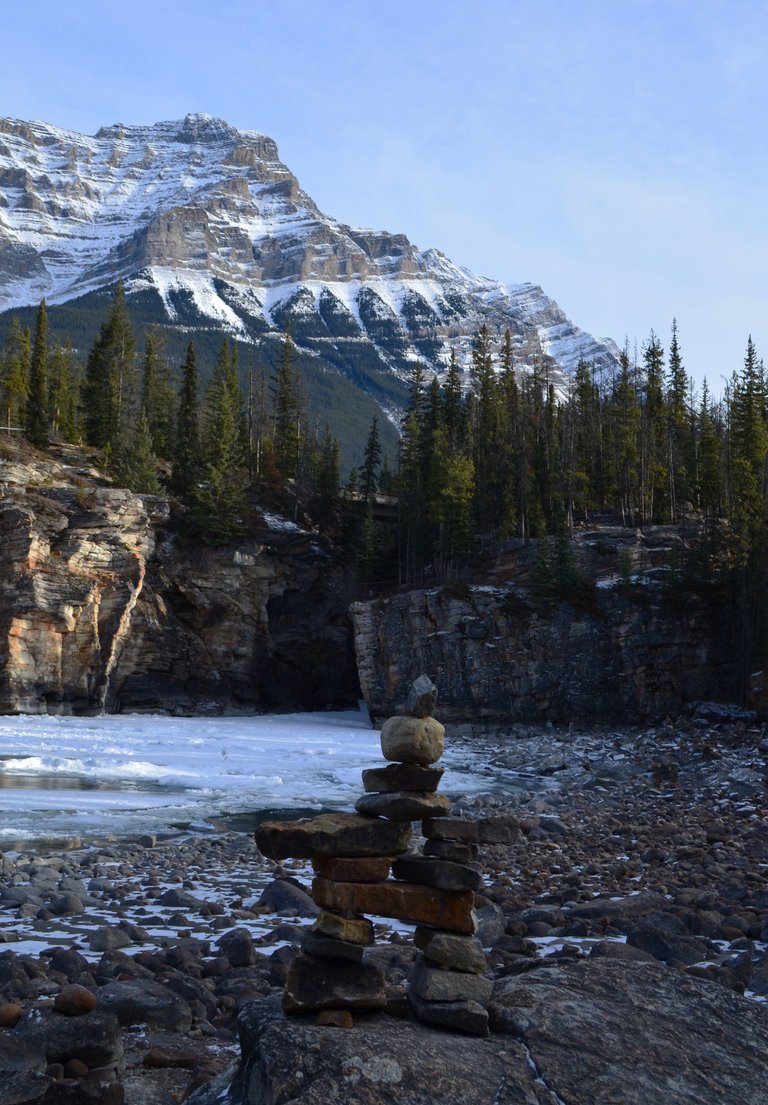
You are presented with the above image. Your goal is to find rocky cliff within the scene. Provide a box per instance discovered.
[352,579,739,726]
[0,441,743,723]
[0,442,357,714]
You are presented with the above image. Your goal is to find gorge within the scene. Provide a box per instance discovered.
[0,438,743,724]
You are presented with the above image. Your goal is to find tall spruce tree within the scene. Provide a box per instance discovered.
[26,301,49,448]
[141,331,176,458]
[273,328,300,479]
[48,340,79,441]
[1,317,30,433]
[360,416,382,502]
[172,342,201,496]
[117,410,161,494]
[82,281,137,453]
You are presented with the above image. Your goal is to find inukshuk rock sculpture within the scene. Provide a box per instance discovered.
[254,675,509,1036]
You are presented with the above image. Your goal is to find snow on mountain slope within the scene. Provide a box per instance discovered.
[0,113,621,389]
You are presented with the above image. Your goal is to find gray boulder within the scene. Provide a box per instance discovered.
[13,1008,124,1072]
[258,878,318,917]
[96,980,193,1031]
[233,995,546,1104]
[489,958,768,1105]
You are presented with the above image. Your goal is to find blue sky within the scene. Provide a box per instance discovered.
[2,0,766,390]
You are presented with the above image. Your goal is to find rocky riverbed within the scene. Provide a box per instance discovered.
[2,705,768,1103]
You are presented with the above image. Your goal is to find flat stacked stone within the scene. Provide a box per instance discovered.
[253,675,505,1036]
[255,812,411,1015]
[404,812,522,1035]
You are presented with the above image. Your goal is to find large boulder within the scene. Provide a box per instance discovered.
[232,996,544,1104]
[13,1008,124,1072]
[489,958,768,1105]
[96,980,193,1032]
[218,960,768,1105]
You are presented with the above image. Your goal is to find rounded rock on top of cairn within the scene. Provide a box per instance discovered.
[380,715,445,766]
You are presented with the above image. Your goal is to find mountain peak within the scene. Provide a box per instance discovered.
[0,112,621,395]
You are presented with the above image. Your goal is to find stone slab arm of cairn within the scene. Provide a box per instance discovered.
[254,674,519,1037]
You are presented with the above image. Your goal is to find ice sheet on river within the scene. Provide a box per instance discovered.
[0,709,514,843]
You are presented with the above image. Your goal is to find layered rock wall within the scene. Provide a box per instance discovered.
[0,447,357,714]
[352,584,739,725]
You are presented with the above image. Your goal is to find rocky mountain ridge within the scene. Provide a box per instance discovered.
[0,113,621,406]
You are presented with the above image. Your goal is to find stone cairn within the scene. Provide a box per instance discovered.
[255,675,517,1036]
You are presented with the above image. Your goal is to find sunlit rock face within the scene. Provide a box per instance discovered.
[0,443,357,715]
[0,113,621,397]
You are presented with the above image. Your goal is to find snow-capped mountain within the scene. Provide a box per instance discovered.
[0,113,620,398]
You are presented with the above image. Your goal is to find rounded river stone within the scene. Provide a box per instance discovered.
[380,716,445,765]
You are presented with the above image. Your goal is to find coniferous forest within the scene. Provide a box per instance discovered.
[2,285,768,678]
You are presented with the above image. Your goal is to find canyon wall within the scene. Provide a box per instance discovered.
[351,583,740,726]
[0,446,357,714]
[0,444,743,723]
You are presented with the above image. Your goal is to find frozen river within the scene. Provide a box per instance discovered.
[0,708,516,845]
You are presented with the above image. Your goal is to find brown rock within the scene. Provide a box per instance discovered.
[380,716,445,765]
[63,1057,90,1078]
[355,791,452,821]
[143,1045,200,1068]
[392,855,483,892]
[313,855,392,882]
[423,838,479,863]
[302,932,365,962]
[414,928,487,974]
[408,992,490,1036]
[0,1001,22,1027]
[362,763,444,793]
[283,954,386,1012]
[316,1009,354,1028]
[54,984,98,1017]
[313,910,375,945]
[422,815,520,844]
[409,955,493,1005]
[312,877,476,934]
[255,812,412,860]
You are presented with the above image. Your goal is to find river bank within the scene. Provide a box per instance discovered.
[1,707,767,1102]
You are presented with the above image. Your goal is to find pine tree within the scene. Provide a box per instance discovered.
[0,317,29,433]
[442,348,464,451]
[82,281,137,452]
[172,342,201,496]
[26,301,49,448]
[313,425,340,526]
[697,380,722,518]
[360,415,382,502]
[666,319,692,519]
[117,410,161,494]
[141,331,176,458]
[48,340,79,440]
[273,328,300,479]
[470,324,501,533]
[191,340,249,541]
[641,331,667,521]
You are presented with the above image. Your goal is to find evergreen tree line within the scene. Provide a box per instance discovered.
[4,288,768,625]
[359,319,768,677]
[0,284,341,542]
[383,321,768,573]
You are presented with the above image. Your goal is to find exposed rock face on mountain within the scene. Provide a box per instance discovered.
[352,578,739,725]
[0,442,357,714]
[0,113,620,401]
